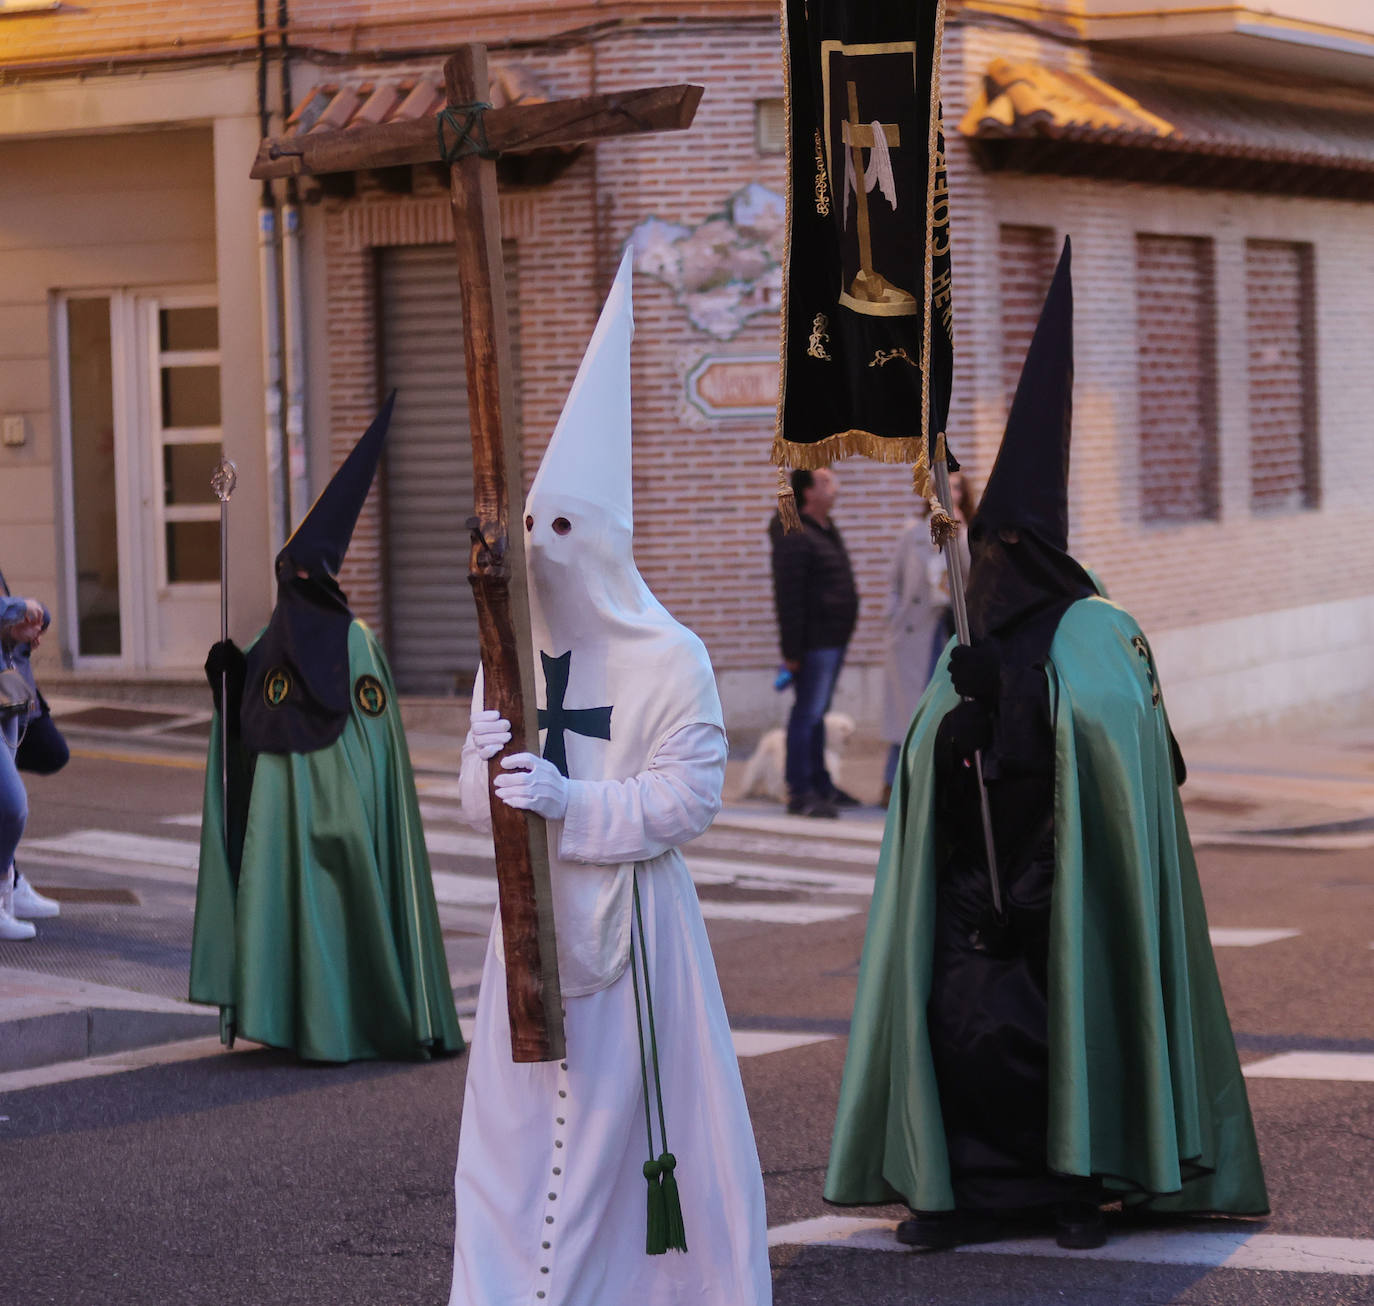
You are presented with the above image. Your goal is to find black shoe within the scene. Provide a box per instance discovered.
[1054,1202,1107,1250]
[895,1212,1003,1251]
[786,794,839,818]
[826,786,862,808]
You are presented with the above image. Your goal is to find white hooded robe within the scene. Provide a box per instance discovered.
[447,252,772,1306]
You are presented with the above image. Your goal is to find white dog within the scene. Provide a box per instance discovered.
[738,711,856,802]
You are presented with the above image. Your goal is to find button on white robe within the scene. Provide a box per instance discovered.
[449,723,772,1306]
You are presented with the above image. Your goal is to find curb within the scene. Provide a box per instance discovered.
[0,1004,220,1075]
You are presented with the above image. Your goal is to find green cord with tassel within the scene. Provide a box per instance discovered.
[629,872,687,1254]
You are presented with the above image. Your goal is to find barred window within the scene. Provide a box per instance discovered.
[999,224,1058,410]
[1247,240,1318,512]
[1137,234,1220,524]
[754,99,786,155]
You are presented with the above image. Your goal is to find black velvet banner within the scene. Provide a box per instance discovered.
[775,0,954,472]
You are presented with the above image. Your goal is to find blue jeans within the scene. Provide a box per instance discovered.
[0,720,27,877]
[785,646,845,800]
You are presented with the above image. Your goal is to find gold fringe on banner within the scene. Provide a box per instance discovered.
[776,464,802,534]
[770,431,927,472]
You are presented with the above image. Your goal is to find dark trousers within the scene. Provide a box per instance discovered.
[784,645,845,800]
[16,710,69,775]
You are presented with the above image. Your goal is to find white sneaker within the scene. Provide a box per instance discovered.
[12,873,59,919]
[0,875,35,940]
[0,905,36,941]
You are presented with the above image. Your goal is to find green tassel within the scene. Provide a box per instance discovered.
[658,1153,687,1252]
[643,1158,667,1255]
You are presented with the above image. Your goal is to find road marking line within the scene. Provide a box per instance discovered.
[432,871,500,908]
[766,1216,1374,1275]
[732,1030,835,1058]
[425,829,501,859]
[25,829,870,921]
[24,829,200,870]
[713,810,886,845]
[698,901,859,926]
[1194,831,1374,851]
[0,1036,230,1094]
[687,853,873,897]
[69,747,204,771]
[1209,928,1302,947]
[1243,1052,1374,1082]
[416,778,465,799]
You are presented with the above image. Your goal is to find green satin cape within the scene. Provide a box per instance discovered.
[825,597,1266,1214]
[190,621,464,1063]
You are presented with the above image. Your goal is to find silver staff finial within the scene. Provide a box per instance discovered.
[211,457,238,503]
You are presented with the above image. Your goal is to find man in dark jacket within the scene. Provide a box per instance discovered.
[768,467,859,817]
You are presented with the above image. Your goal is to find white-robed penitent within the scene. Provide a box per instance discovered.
[448,251,772,1306]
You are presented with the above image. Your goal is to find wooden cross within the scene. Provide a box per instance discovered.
[252,46,702,1063]
[840,81,910,306]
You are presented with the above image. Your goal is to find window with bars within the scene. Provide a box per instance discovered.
[998,224,1058,410]
[1136,233,1220,524]
[754,99,786,155]
[1246,239,1318,513]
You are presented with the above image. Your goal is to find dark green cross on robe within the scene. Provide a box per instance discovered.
[537,649,612,778]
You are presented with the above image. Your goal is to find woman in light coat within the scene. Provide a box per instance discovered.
[879,477,974,802]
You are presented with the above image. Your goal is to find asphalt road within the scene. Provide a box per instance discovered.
[2,741,1372,1305]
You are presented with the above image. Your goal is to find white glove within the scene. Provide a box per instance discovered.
[492,752,569,821]
[469,709,512,761]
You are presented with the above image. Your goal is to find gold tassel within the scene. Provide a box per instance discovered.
[921,432,957,546]
[912,439,934,503]
[776,465,802,534]
[929,508,958,548]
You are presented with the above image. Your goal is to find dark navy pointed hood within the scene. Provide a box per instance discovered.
[241,395,395,755]
[966,239,1095,652]
[277,390,395,580]
[976,239,1073,552]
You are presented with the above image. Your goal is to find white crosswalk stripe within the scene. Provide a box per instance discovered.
[766,1216,1374,1276]
[1209,927,1302,947]
[1243,1052,1374,1082]
[732,1030,835,1058]
[26,815,874,928]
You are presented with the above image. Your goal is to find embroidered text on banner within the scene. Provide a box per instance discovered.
[774,0,954,473]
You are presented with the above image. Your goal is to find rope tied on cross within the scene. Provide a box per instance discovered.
[437,101,498,164]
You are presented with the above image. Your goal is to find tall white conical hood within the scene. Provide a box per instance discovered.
[499,246,724,997]
[524,248,669,645]
[527,246,634,533]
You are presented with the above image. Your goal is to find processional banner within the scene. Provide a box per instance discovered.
[774,0,953,475]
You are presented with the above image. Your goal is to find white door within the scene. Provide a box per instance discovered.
[57,288,224,669]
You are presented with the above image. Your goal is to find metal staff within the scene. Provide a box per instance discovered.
[930,435,1005,921]
[211,457,238,846]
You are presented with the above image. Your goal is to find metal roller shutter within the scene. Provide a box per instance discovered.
[379,242,521,695]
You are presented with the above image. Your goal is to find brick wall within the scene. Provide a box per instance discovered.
[1246,239,1318,513]
[308,13,1374,714]
[1136,233,1220,525]
[998,224,1057,411]
[12,1,1374,721]
[0,0,773,68]
[944,18,1374,660]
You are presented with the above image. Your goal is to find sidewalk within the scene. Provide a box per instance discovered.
[4,694,1374,1077]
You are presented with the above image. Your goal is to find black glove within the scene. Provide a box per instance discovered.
[205,640,247,720]
[949,641,1001,704]
[935,699,993,769]
[1168,729,1187,788]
